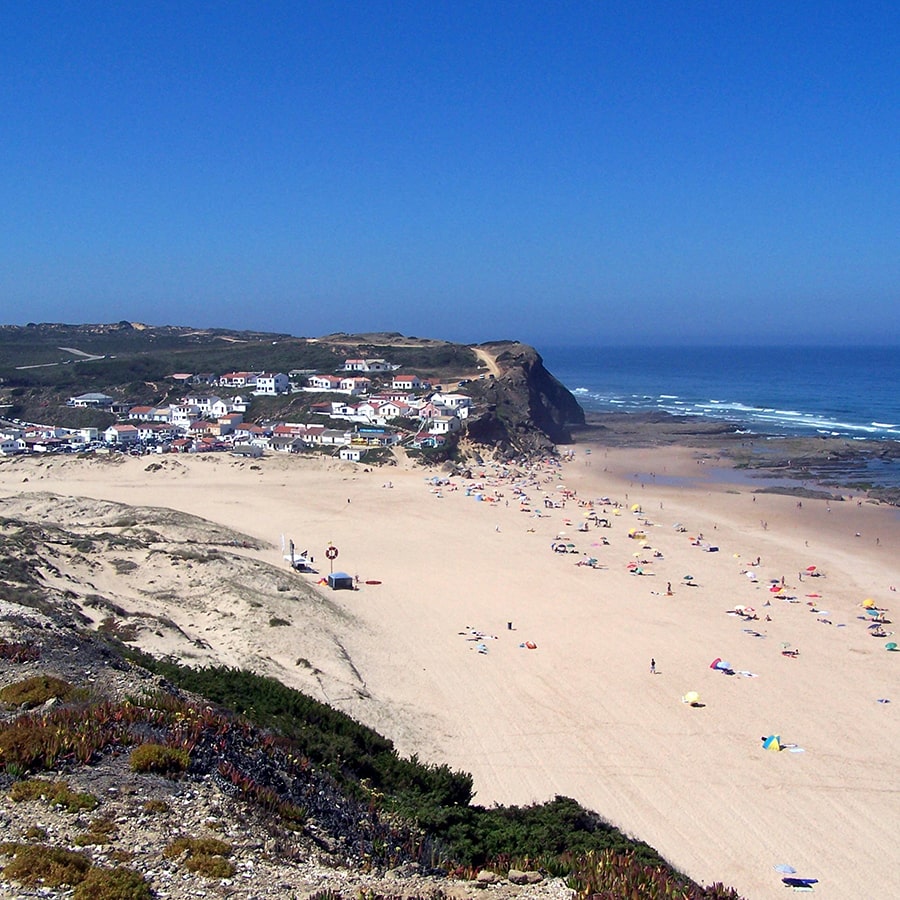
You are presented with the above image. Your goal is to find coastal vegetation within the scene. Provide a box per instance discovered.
[0,631,740,896]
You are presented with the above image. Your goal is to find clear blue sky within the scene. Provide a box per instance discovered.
[1,2,898,346]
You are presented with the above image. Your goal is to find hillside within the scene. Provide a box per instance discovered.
[0,324,582,455]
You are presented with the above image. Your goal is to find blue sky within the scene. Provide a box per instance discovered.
[1,2,898,346]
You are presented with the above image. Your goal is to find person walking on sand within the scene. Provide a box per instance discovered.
[650,658,656,674]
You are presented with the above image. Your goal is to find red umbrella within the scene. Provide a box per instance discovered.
[806,565,817,573]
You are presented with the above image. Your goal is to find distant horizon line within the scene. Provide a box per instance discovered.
[2,320,898,350]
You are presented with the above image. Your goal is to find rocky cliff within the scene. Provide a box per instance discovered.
[463,342,585,455]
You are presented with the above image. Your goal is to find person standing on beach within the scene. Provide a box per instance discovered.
[650,658,656,674]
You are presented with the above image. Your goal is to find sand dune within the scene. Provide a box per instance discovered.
[0,447,897,899]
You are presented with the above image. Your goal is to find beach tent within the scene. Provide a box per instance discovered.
[326,572,354,591]
[886,642,898,651]
[763,734,782,752]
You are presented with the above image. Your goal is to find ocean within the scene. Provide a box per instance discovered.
[539,345,900,487]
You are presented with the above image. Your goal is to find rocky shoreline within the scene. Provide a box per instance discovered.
[573,411,900,504]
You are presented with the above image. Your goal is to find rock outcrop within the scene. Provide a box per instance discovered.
[464,342,585,455]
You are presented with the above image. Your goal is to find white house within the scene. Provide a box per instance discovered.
[254,373,289,395]
[209,398,232,419]
[433,392,472,411]
[339,446,366,461]
[377,401,413,420]
[339,376,371,395]
[0,434,26,455]
[306,374,344,391]
[69,392,113,408]
[343,358,394,373]
[429,414,461,434]
[104,424,140,445]
[170,404,201,427]
[320,428,351,446]
[219,372,258,388]
[391,374,422,391]
[329,401,359,417]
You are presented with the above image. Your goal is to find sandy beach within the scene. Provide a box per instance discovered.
[1,444,897,899]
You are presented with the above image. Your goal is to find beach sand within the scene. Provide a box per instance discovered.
[0,445,897,899]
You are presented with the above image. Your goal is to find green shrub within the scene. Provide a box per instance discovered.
[164,835,235,878]
[72,866,153,900]
[74,815,118,845]
[185,853,236,878]
[0,842,92,887]
[269,617,291,627]
[0,675,75,707]
[9,778,99,812]
[142,798,170,814]
[129,742,190,775]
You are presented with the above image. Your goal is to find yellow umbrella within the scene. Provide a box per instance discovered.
[682,691,701,706]
[863,599,876,609]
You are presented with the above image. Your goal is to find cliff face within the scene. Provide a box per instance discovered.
[464,342,585,455]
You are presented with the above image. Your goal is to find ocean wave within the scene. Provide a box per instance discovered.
[570,392,897,439]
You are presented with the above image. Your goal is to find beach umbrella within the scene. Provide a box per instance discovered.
[709,657,722,669]
[770,585,783,593]
[682,691,701,705]
[863,599,876,609]
[886,642,898,651]
[806,565,817,573]
[762,735,781,752]
[683,574,694,581]
[631,504,641,512]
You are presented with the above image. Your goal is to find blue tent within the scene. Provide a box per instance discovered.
[327,572,354,591]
